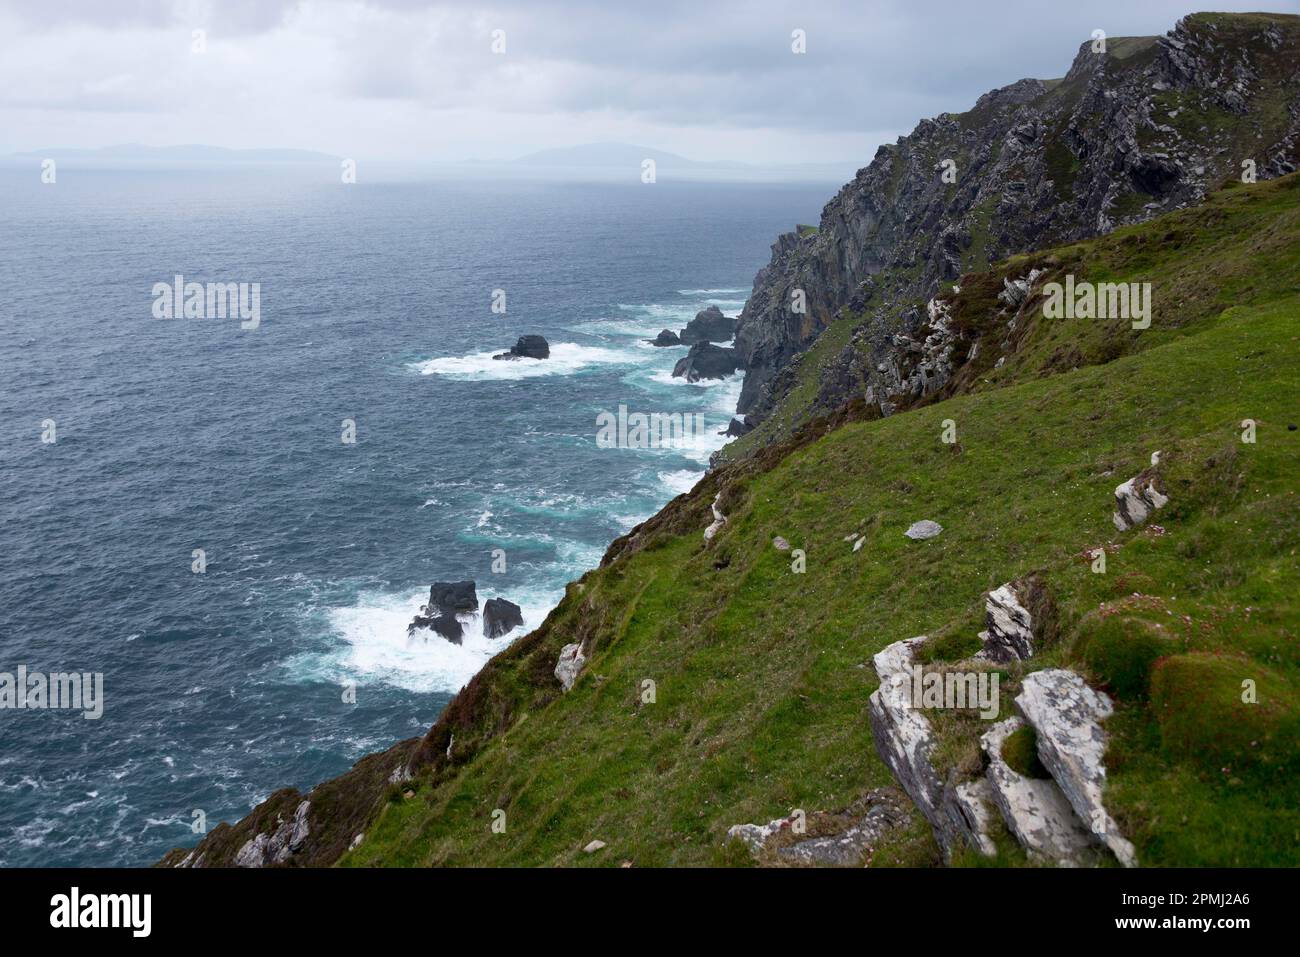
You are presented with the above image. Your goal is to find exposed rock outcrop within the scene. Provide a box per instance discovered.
[732,15,1300,434]
[978,582,1036,662]
[867,636,994,859]
[408,580,479,643]
[482,597,524,639]
[647,329,681,347]
[727,789,910,867]
[233,800,311,868]
[1113,467,1169,530]
[493,335,550,360]
[555,641,587,691]
[721,417,753,438]
[679,305,736,344]
[982,717,1099,865]
[672,342,741,382]
[703,492,727,541]
[1016,670,1137,867]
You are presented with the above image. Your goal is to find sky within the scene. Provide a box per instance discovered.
[1,0,1296,164]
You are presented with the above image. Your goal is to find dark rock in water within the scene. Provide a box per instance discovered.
[721,417,753,437]
[482,597,524,639]
[492,335,550,360]
[408,580,478,643]
[426,580,478,616]
[407,613,464,645]
[647,329,681,347]
[679,305,736,345]
[672,342,741,382]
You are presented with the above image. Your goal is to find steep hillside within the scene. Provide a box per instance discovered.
[728,12,1300,453]
[163,172,1300,869]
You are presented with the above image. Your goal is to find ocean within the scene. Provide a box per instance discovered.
[0,165,828,866]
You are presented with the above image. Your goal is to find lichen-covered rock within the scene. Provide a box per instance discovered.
[904,520,942,540]
[1016,670,1137,867]
[1113,467,1169,530]
[554,642,587,692]
[777,794,908,867]
[234,800,311,868]
[982,717,1099,865]
[978,583,1036,662]
[728,790,909,867]
[726,812,803,855]
[942,778,998,859]
[868,636,993,859]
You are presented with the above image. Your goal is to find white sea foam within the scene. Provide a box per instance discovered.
[677,288,746,295]
[658,469,702,495]
[412,342,639,380]
[303,586,561,695]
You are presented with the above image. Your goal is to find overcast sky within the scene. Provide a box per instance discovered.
[1,0,1295,163]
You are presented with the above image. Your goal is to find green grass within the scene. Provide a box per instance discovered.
[341,177,1300,867]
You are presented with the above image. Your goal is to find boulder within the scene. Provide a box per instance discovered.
[672,342,741,382]
[1113,467,1168,530]
[482,597,524,639]
[492,334,550,360]
[773,536,790,551]
[977,582,1036,662]
[904,519,943,540]
[679,305,736,344]
[646,329,681,347]
[409,613,464,645]
[555,642,587,691]
[1015,670,1137,867]
[426,580,478,616]
[981,717,1100,865]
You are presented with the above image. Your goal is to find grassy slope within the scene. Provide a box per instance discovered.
[343,175,1300,868]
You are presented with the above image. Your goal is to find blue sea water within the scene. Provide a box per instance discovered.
[0,165,827,866]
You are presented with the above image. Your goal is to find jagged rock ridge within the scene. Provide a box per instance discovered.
[733,14,1300,432]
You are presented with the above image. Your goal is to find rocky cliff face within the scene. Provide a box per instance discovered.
[734,13,1300,428]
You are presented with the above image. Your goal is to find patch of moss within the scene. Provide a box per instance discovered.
[1001,725,1051,780]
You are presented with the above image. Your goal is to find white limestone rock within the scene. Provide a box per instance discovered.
[904,520,943,541]
[1016,670,1137,867]
[943,778,998,858]
[234,800,311,868]
[583,839,607,853]
[978,582,1036,662]
[1113,468,1168,531]
[727,812,802,854]
[982,717,1099,865]
[703,492,727,541]
[555,642,587,691]
[868,636,994,858]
